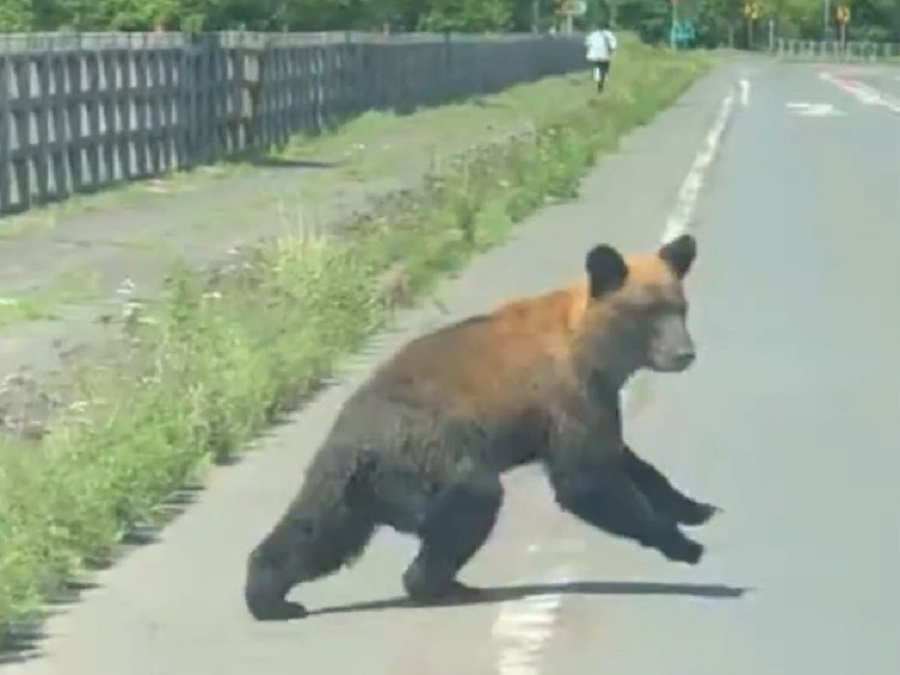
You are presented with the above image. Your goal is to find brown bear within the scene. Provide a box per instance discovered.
[244,233,719,621]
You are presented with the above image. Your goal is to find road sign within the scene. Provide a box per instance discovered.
[670,20,696,47]
[742,2,760,20]
[835,5,850,24]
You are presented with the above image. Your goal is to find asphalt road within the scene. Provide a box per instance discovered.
[836,63,900,100]
[542,62,900,674]
[4,61,899,675]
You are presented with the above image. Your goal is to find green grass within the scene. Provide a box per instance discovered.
[0,296,57,326]
[0,277,98,327]
[0,38,716,644]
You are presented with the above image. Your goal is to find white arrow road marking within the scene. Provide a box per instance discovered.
[785,102,845,117]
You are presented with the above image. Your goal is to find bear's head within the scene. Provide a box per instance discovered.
[579,233,698,380]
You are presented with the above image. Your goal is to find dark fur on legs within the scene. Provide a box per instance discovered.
[244,444,503,618]
[399,472,503,603]
[622,445,720,527]
[244,453,377,621]
[244,510,377,620]
[547,454,704,565]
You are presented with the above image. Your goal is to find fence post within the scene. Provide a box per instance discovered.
[180,34,196,169]
[0,51,10,214]
[237,32,259,151]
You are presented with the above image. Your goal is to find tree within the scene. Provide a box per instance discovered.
[419,0,514,31]
[0,0,34,31]
[0,0,894,39]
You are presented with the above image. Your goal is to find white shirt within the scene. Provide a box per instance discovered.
[585,29,616,61]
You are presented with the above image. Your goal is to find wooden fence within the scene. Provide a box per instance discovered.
[0,31,584,216]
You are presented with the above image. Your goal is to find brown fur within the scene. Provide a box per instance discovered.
[376,250,686,437]
[243,235,718,622]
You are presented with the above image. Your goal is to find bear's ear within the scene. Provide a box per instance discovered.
[658,233,697,279]
[585,244,628,298]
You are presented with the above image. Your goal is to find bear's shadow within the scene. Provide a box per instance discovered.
[302,579,749,620]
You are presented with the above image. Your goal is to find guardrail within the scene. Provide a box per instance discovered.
[773,38,900,62]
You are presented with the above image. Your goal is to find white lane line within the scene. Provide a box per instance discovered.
[492,565,573,675]
[739,78,750,107]
[662,90,736,243]
[491,85,739,675]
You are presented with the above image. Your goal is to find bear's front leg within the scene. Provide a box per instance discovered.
[622,444,720,527]
[546,456,704,565]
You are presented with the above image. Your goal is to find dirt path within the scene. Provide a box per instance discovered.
[0,74,593,391]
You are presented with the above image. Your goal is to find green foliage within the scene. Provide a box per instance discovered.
[0,0,894,40]
[585,0,897,46]
[0,0,33,31]
[726,0,899,42]
[419,0,514,32]
[1,0,523,32]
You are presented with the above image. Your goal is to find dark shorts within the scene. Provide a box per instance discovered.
[589,59,611,75]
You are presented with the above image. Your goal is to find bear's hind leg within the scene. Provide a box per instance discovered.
[399,471,503,604]
[244,499,376,621]
[622,445,720,527]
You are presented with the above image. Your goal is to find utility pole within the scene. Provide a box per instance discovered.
[824,0,831,40]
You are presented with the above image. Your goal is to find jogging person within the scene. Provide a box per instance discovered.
[584,24,617,93]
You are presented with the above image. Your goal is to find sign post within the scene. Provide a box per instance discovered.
[556,0,587,34]
[742,3,760,50]
[834,5,850,48]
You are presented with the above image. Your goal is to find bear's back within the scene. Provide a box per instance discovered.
[362,284,590,423]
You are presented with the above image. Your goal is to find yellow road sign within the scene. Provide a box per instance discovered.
[835,5,851,24]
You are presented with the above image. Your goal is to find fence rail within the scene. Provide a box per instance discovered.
[0,31,584,216]
[773,38,900,61]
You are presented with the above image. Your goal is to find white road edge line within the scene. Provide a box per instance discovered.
[739,78,750,107]
[662,90,736,244]
[492,565,572,675]
[491,86,739,675]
